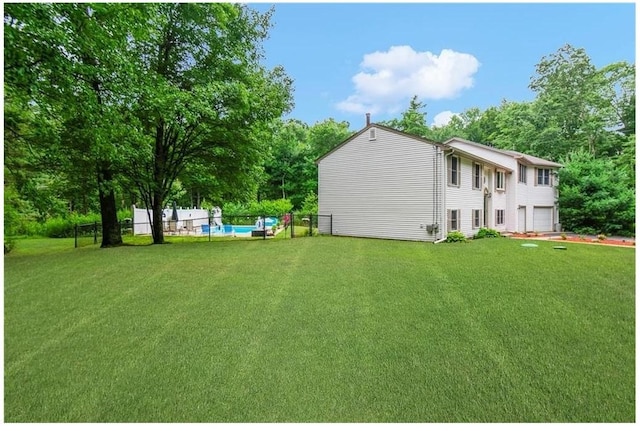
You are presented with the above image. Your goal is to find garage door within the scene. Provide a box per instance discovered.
[533,207,553,232]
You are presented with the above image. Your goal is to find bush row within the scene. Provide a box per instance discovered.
[5,209,132,238]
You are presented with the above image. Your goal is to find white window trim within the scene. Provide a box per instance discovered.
[518,163,527,184]
[472,209,482,228]
[495,170,506,191]
[472,162,482,190]
[368,128,377,141]
[535,168,551,186]
[448,209,460,231]
[495,209,505,226]
[448,155,461,187]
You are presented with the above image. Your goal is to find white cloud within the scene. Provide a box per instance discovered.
[432,110,458,127]
[336,46,480,115]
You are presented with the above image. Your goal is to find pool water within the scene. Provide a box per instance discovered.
[226,225,254,234]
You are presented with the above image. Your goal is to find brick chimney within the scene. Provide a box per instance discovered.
[366,113,371,126]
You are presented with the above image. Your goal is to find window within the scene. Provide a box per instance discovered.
[472,209,482,228]
[496,209,505,225]
[473,163,482,190]
[448,209,459,231]
[536,168,551,186]
[518,163,527,184]
[495,170,505,191]
[448,155,460,187]
[368,128,377,141]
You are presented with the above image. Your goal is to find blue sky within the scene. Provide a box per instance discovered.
[249,1,635,130]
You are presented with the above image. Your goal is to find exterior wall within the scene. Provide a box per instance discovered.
[444,155,486,237]
[514,165,559,232]
[447,139,560,233]
[318,127,441,241]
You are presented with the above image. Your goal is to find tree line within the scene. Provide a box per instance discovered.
[4,3,635,247]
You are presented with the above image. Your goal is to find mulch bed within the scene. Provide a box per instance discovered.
[510,233,635,247]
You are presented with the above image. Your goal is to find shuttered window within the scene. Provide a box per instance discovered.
[448,155,460,187]
[472,209,482,228]
[473,163,482,190]
[536,168,551,186]
[495,170,505,191]
[518,163,527,184]
[448,209,460,231]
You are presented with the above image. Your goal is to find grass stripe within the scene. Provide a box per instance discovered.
[4,236,635,422]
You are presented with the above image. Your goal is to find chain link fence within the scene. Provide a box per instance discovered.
[74,213,335,247]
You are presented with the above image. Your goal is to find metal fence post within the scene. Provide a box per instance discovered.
[94,221,98,244]
[309,214,313,236]
[330,214,333,235]
[74,224,78,248]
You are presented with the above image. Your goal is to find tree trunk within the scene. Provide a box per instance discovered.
[151,189,165,244]
[151,123,166,244]
[98,165,123,247]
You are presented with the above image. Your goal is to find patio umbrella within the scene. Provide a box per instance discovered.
[171,201,179,221]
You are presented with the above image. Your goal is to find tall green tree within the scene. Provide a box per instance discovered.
[126,3,293,244]
[4,3,146,246]
[559,149,635,235]
[261,119,309,204]
[381,96,429,136]
[528,44,625,159]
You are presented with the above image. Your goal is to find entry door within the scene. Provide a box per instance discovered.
[518,207,526,232]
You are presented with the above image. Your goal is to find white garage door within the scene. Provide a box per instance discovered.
[533,207,553,232]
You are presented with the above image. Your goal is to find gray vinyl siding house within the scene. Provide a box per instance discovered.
[317,123,562,242]
[317,125,443,241]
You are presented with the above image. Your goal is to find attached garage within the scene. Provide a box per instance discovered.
[533,206,554,232]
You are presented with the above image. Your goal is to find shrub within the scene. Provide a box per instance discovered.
[444,231,468,243]
[474,227,501,239]
[43,217,75,238]
[299,191,318,215]
[4,238,16,254]
[43,212,102,238]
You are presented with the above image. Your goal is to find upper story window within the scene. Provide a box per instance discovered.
[518,163,527,184]
[448,155,460,187]
[536,168,551,186]
[495,170,505,191]
[472,163,482,190]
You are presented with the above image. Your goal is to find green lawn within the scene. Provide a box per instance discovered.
[4,236,635,422]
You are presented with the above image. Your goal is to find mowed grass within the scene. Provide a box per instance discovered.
[4,236,635,422]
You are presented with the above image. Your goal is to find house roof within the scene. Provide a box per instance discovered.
[315,125,563,170]
[444,137,563,168]
[315,123,443,164]
[444,146,513,173]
